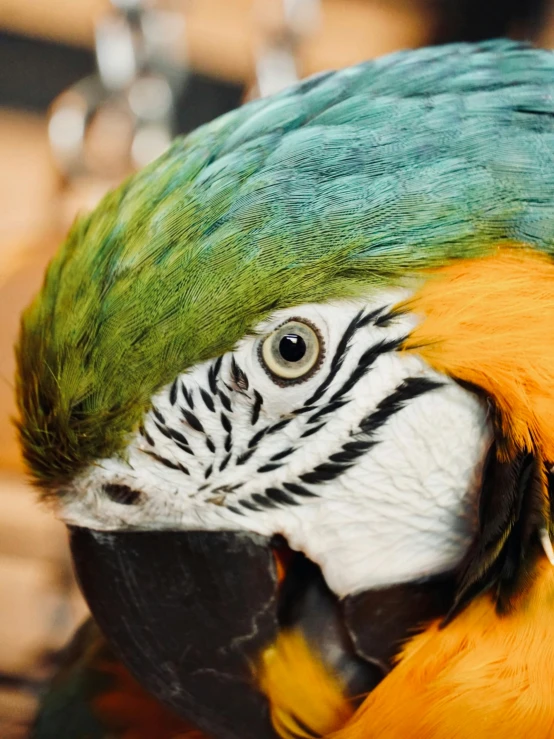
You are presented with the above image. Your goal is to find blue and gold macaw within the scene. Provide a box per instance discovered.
[21,40,554,738]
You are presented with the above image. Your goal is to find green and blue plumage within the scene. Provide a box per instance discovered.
[16,40,554,488]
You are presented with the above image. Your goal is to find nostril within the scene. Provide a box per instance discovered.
[103,483,142,506]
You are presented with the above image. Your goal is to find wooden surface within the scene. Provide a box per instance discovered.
[0,112,88,735]
[0,112,59,472]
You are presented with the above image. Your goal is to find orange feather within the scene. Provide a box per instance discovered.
[259,558,554,739]
[261,247,554,738]
[93,657,205,739]
[400,247,554,463]
[332,557,554,739]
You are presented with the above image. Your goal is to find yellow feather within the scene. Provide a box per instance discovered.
[257,630,355,739]
[331,557,554,739]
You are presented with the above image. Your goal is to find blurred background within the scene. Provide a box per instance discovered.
[1,0,554,735]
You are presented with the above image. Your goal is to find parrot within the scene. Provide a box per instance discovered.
[16,39,554,739]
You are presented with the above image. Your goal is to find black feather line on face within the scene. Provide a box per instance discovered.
[300,423,325,439]
[141,427,155,446]
[302,306,391,407]
[265,487,300,506]
[230,357,249,392]
[175,440,194,455]
[270,447,295,462]
[359,377,444,435]
[445,448,549,622]
[166,427,189,447]
[356,306,392,329]
[181,408,205,434]
[328,443,377,464]
[282,482,318,498]
[251,390,263,426]
[141,449,189,475]
[169,379,178,406]
[218,390,232,412]
[300,463,349,484]
[303,310,364,406]
[208,356,223,395]
[235,374,443,510]
[181,383,194,409]
[373,307,403,327]
[292,405,317,415]
[240,499,262,512]
[152,407,166,425]
[237,448,256,466]
[268,418,293,434]
[306,400,349,425]
[248,427,268,449]
[154,421,172,440]
[251,493,278,509]
[219,453,232,472]
[329,337,405,404]
[258,463,283,473]
[200,388,216,413]
[220,413,232,434]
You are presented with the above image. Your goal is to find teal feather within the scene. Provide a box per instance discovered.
[15,40,554,487]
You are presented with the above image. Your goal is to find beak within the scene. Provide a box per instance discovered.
[69,527,280,739]
[70,527,456,739]
[341,575,456,669]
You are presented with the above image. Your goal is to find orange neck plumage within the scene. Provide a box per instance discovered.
[261,248,554,739]
[402,247,554,465]
[332,556,554,739]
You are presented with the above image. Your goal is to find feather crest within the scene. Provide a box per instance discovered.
[15,41,554,487]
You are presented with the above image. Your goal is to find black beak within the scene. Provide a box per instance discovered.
[69,527,280,739]
[70,527,457,739]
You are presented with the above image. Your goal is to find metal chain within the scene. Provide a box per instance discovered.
[253,0,321,97]
[48,0,188,183]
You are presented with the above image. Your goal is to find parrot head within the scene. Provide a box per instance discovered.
[16,40,554,739]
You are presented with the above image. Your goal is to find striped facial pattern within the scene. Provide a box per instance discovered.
[62,291,493,597]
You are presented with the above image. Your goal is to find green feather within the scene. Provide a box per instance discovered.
[30,621,109,739]
[16,40,554,488]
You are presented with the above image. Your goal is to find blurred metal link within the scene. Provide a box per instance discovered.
[19,12,188,725]
[253,0,321,98]
[48,0,188,185]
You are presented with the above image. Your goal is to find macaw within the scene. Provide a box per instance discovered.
[18,40,554,739]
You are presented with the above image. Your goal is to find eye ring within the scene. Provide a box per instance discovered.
[258,318,325,385]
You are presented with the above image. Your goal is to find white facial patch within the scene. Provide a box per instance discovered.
[61,290,493,598]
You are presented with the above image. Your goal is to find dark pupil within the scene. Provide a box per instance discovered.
[279,334,307,362]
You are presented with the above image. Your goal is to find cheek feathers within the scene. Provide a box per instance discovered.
[402,248,554,464]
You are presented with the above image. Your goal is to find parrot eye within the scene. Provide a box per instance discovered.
[259,319,323,382]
